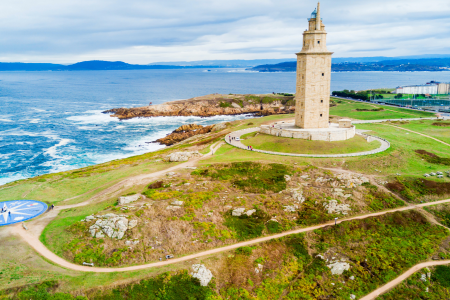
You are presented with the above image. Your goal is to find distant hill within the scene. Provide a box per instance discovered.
[2,55,450,71]
[148,59,297,68]
[249,58,450,72]
[0,60,218,71]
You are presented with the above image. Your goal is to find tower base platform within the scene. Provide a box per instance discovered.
[260,122,355,141]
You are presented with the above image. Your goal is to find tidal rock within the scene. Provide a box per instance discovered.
[191,264,213,287]
[156,124,214,146]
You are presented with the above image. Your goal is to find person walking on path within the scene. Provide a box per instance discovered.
[51,204,55,210]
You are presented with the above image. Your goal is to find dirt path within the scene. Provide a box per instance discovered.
[8,142,224,249]
[384,124,450,147]
[360,260,450,300]
[10,197,450,273]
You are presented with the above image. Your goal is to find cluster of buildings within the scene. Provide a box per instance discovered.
[395,81,450,95]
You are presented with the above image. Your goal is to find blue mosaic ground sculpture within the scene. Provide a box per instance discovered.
[0,200,48,226]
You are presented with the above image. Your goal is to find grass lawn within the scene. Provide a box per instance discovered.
[388,119,450,145]
[0,153,178,206]
[240,133,381,154]
[330,98,436,120]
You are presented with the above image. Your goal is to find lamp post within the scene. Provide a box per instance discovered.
[334,217,338,225]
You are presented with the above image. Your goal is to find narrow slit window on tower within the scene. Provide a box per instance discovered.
[322,73,324,76]
[318,41,320,44]
[320,114,323,117]
[321,100,323,103]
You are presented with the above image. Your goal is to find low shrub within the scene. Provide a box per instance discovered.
[193,162,291,193]
[415,149,450,165]
[433,265,450,287]
[387,177,450,201]
[13,281,87,300]
[235,246,255,256]
[433,122,450,127]
[219,102,232,108]
[92,271,215,300]
[224,209,270,240]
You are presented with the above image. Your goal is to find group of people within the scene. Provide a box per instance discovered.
[228,135,253,151]
[228,136,237,142]
[1,204,10,217]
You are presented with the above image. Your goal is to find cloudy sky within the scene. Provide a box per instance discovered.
[0,0,449,64]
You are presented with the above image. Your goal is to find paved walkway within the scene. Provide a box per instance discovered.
[225,128,390,158]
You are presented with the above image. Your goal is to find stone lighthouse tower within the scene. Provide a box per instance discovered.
[295,2,333,129]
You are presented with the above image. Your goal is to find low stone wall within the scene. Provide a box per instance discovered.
[260,125,356,141]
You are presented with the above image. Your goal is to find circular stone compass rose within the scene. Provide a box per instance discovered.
[0,200,48,226]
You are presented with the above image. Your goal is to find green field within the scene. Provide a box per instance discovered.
[240,132,381,154]
[330,98,436,120]
[2,99,450,299]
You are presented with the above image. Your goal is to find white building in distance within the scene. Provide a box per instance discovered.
[395,81,450,95]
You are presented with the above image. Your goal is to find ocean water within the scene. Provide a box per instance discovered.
[1,69,450,185]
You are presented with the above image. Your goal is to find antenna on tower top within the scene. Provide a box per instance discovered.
[315,2,321,30]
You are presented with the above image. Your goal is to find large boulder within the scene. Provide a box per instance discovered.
[118,194,142,206]
[191,264,213,286]
[88,216,133,240]
[166,151,202,162]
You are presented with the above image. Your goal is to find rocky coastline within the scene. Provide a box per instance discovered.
[103,94,295,120]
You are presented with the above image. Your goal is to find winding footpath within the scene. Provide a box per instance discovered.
[6,123,450,299]
[226,127,390,158]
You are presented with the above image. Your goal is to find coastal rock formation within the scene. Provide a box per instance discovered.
[103,94,295,120]
[156,124,215,146]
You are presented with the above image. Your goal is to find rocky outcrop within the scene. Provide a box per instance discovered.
[191,264,213,286]
[156,124,215,146]
[103,94,295,120]
[323,200,351,215]
[86,214,138,240]
[166,151,202,162]
[118,193,143,206]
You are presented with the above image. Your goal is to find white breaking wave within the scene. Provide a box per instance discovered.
[67,110,119,124]
[44,139,73,159]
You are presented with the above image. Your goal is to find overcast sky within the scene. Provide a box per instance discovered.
[0,0,449,64]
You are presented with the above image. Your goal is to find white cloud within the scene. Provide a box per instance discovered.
[0,0,449,63]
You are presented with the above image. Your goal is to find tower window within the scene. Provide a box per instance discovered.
[321,100,323,103]
[322,73,324,76]
[320,114,323,117]
[318,41,320,44]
